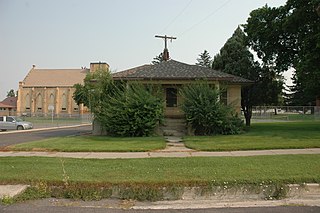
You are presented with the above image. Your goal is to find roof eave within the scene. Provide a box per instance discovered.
[113,77,236,81]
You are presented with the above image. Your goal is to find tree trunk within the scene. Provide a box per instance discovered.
[245,114,251,126]
[242,105,252,126]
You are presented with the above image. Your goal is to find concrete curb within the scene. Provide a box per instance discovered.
[0,123,91,135]
[133,183,320,209]
[133,198,320,209]
[1,184,319,208]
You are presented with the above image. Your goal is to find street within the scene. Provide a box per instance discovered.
[1,203,319,213]
[0,125,92,148]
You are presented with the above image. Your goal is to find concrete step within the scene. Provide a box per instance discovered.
[165,136,183,143]
[162,127,186,132]
[163,130,185,137]
[164,119,186,126]
[167,142,185,147]
[161,118,187,136]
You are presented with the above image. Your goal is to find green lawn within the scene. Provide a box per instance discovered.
[24,116,84,124]
[0,155,319,185]
[184,121,320,151]
[8,136,166,152]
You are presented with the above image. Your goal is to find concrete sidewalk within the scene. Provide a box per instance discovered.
[0,148,320,159]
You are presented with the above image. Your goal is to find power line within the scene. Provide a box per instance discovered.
[161,0,193,33]
[179,0,232,36]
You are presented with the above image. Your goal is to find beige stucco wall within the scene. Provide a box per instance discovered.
[137,80,218,118]
[130,80,242,117]
[227,85,242,114]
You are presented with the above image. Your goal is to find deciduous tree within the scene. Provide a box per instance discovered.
[244,0,320,105]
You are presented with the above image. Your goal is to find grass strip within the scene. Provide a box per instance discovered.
[0,155,319,185]
[8,136,166,152]
[184,121,320,151]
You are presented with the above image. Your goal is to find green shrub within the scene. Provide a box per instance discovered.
[180,82,243,135]
[96,83,164,137]
[73,69,164,137]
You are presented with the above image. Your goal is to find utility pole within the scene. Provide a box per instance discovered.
[155,35,177,61]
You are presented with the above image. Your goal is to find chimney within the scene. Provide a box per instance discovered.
[162,48,170,61]
[90,62,109,73]
[32,64,36,69]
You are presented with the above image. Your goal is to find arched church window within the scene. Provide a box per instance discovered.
[49,94,54,106]
[61,93,67,111]
[25,94,31,110]
[36,93,42,111]
[73,99,79,111]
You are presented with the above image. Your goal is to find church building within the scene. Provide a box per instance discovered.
[16,62,108,117]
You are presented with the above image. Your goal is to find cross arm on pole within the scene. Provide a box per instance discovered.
[155,35,176,49]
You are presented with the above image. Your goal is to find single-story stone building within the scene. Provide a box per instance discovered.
[113,59,252,118]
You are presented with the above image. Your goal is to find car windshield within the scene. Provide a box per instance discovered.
[14,117,24,122]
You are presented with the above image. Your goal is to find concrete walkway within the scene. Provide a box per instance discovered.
[1,134,320,159]
[1,148,320,159]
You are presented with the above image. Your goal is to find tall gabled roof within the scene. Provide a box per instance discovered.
[23,68,89,87]
[113,60,252,84]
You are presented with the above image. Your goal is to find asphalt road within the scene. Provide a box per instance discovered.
[0,205,319,213]
[0,125,92,148]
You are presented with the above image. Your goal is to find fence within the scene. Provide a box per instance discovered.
[21,113,92,129]
[251,106,320,121]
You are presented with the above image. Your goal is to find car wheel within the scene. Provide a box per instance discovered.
[17,126,24,130]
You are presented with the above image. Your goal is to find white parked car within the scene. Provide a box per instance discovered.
[0,116,33,131]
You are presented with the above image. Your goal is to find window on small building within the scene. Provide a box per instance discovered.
[166,88,177,107]
[220,89,228,105]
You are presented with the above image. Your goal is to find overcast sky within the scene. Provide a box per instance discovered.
[0,0,288,100]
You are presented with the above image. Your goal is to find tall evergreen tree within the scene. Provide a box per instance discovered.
[152,53,164,65]
[196,50,212,68]
[212,27,283,126]
[6,89,15,97]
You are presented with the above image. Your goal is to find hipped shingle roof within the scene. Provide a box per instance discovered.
[113,60,252,84]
